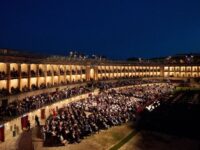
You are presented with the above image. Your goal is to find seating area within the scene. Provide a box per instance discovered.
[0,79,163,123]
[10,68,19,78]
[42,82,173,146]
[11,87,20,94]
[0,88,9,97]
[21,71,28,77]
[0,85,92,123]
[0,79,84,97]
[31,70,36,77]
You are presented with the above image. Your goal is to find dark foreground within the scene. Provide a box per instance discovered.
[134,90,200,150]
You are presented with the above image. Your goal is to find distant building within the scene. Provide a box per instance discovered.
[0,49,200,98]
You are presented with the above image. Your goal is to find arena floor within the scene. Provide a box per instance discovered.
[119,131,199,150]
[30,123,199,150]
[32,123,134,150]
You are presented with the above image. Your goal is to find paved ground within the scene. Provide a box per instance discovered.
[0,136,19,150]
[17,130,34,150]
[1,123,199,150]
[119,131,200,150]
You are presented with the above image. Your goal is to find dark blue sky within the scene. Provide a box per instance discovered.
[0,0,200,59]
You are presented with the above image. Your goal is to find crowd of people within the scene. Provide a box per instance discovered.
[42,82,174,146]
[0,86,92,121]
[0,79,168,123]
[10,68,19,78]
[0,80,162,121]
[0,87,9,97]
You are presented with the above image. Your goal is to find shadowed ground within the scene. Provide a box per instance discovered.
[17,130,34,150]
[32,123,134,150]
[119,131,200,150]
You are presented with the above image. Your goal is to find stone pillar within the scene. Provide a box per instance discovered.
[6,63,11,93]
[27,64,31,90]
[86,65,91,81]
[52,65,54,86]
[58,65,61,84]
[63,65,66,83]
[80,66,83,82]
[108,66,111,79]
[18,64,22,91]
[69,65,72,83]
[94,66,98,81]
[160,65,164,78]
[44,64,47,87]
[51,65,53,86]
[36,64,39,88]
[75,65,77,82]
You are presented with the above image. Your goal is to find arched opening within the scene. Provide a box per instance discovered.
[90,68,95,80]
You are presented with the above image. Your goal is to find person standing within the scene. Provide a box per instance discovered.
[35,115,40,126]
[27,120,31,131]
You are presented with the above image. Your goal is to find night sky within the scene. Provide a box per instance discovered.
[0,0,200,59]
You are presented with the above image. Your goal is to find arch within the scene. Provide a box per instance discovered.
[90,68,95,80]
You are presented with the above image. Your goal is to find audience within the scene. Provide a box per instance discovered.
[21,71,28,77]
[10,68,19,78]
[31,70,36,77]
[42,82,174,146]
[60,69,64,75]
[0,85,92,120]
[0,71,7,80]
[39,69,45,76]
[0,79,168,125]
[0,87,9,97]
[11,87,20,94]
[47,71,52,76]
[22,85,29,92]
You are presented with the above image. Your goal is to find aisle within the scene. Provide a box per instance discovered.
[17,130,34,150]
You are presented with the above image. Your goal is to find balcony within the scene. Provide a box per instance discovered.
[31,70,36,77]
[0,71,7,80]
[10,70,19,79]
[21,71,28,78]
[47,71,52,76]
[39,69,45,76]
[60,70,64,75]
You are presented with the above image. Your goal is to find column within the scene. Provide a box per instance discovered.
[6,63,11,93]
[36,64,39,88]
[18,64,22,91]
[28,64,31,89]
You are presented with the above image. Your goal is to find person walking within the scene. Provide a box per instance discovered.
[27,120,31,131]
[35,115,40,126]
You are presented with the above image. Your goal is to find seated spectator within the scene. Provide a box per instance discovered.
[40,83,46,89]
[31,84,38,90]
[54,71,58,76]
[0,71,7,80]
[60,69,64,75]
[22,85,29,92]
[11,87,20,94]
[21,71,28,77]
[31,70,36,77]
[47,83,53,88]
[47,70,52,76]
[66,70,70,75]
[39,69,45,76]
[10,68,19,78]
[0,87,9,96]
